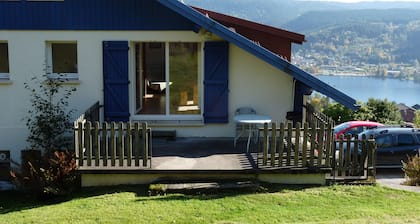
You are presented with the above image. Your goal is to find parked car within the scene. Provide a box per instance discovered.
[357,127,420,168]
[334,121,383,139]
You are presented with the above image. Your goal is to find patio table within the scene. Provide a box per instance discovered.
[233,114,272,152]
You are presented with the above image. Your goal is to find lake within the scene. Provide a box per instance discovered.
[316,75,420,106]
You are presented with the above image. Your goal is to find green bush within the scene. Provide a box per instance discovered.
[402,152,420,186]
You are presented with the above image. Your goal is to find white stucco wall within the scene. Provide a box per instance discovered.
[0,30,294,162]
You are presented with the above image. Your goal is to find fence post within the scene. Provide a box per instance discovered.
[317,123,325,167]
[85,121,92,166]
[278,123,285,167]
[368,134,376,178]
[286,122,292,166]
[102,122,108,166]
[270,122,276,167]
[337,135,344,176]
[309,124,316,166]
[295,123,301,166]
[77,122,84,166]
[324,123,333,167]
[302,123,308,167]
[94,122,100,166]
[118,122,124,167]
[110,122,116,166]
[353,135,360,175]
[263,122,268,166]
[126,122,132,167]
[134,122,140,167]
[142,122,148,167]
[345,134,352,175]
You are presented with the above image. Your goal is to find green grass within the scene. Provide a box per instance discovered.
[1,184,419,224]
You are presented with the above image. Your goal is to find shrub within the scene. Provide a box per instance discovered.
[24,74,76,154]
[12,73,79,197]
[11,150,79,198]
[402,152,420,186]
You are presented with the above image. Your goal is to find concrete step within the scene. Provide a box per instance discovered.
[148,179,260,195]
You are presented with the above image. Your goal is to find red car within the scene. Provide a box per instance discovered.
[333,121,383,139]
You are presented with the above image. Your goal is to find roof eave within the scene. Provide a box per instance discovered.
[192,6,306,44]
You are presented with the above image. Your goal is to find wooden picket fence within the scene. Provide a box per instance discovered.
[334,134,376,178]
[258,122,376,179]
[74,116,152,169]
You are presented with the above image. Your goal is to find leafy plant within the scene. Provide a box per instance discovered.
[13,74,79,197]
[24,74,76,154]
[402,152,420,186]
[10,150,79,197]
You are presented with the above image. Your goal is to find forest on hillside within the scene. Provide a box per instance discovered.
[184,1,420,81]
[288,9,420,63]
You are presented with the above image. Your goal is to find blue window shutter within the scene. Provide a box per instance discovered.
[204,41,229,123]
[103,41,130,122]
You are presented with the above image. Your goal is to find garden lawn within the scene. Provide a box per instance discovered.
[1,184,419,224]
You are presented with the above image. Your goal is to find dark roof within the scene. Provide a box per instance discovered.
[398,103,415,111]
[158,0,359,110]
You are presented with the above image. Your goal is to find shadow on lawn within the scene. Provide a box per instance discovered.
[137,183,319,201]
[0,185,147,214]
[0,184,318,214]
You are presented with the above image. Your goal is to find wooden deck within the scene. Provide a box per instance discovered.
[73,117,376,186]
[78,137,256,171]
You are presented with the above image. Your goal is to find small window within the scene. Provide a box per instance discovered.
[397,134,416,146]
[0,42,10,79]
[46,42,78,79]
[375,134,393,148]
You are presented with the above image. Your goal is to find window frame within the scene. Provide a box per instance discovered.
[45,41,79,80]
[0,41,10,80]
[130,41,204,122]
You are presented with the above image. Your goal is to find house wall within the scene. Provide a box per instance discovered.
[0,30,293,163]
[147,44,294,137]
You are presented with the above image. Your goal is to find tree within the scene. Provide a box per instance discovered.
[323,103,353,123]
[24,74,76,154]
[353,98,403,125]
[414,110,420,128]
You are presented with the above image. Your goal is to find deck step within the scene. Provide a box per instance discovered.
[149,180,259,195]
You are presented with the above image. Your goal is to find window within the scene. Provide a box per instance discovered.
[46,42,78,79]
[375,134,393,148]
[343,126,364,137]
[0,42,9,79]
[134,42,201,117]
[397,134,416,146]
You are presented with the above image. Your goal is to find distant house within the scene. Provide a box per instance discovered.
[398,103,416,123]
[0,0,358,164]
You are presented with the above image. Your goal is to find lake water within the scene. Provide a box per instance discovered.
[316,75,420,106]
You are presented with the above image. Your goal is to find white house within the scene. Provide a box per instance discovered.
[0,0,358,166]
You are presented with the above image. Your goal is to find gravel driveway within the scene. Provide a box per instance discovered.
[376,169,420,193]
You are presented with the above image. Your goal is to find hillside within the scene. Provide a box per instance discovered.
[288,9,420,79]
[183,1,420,80]
[184,0,420,28]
